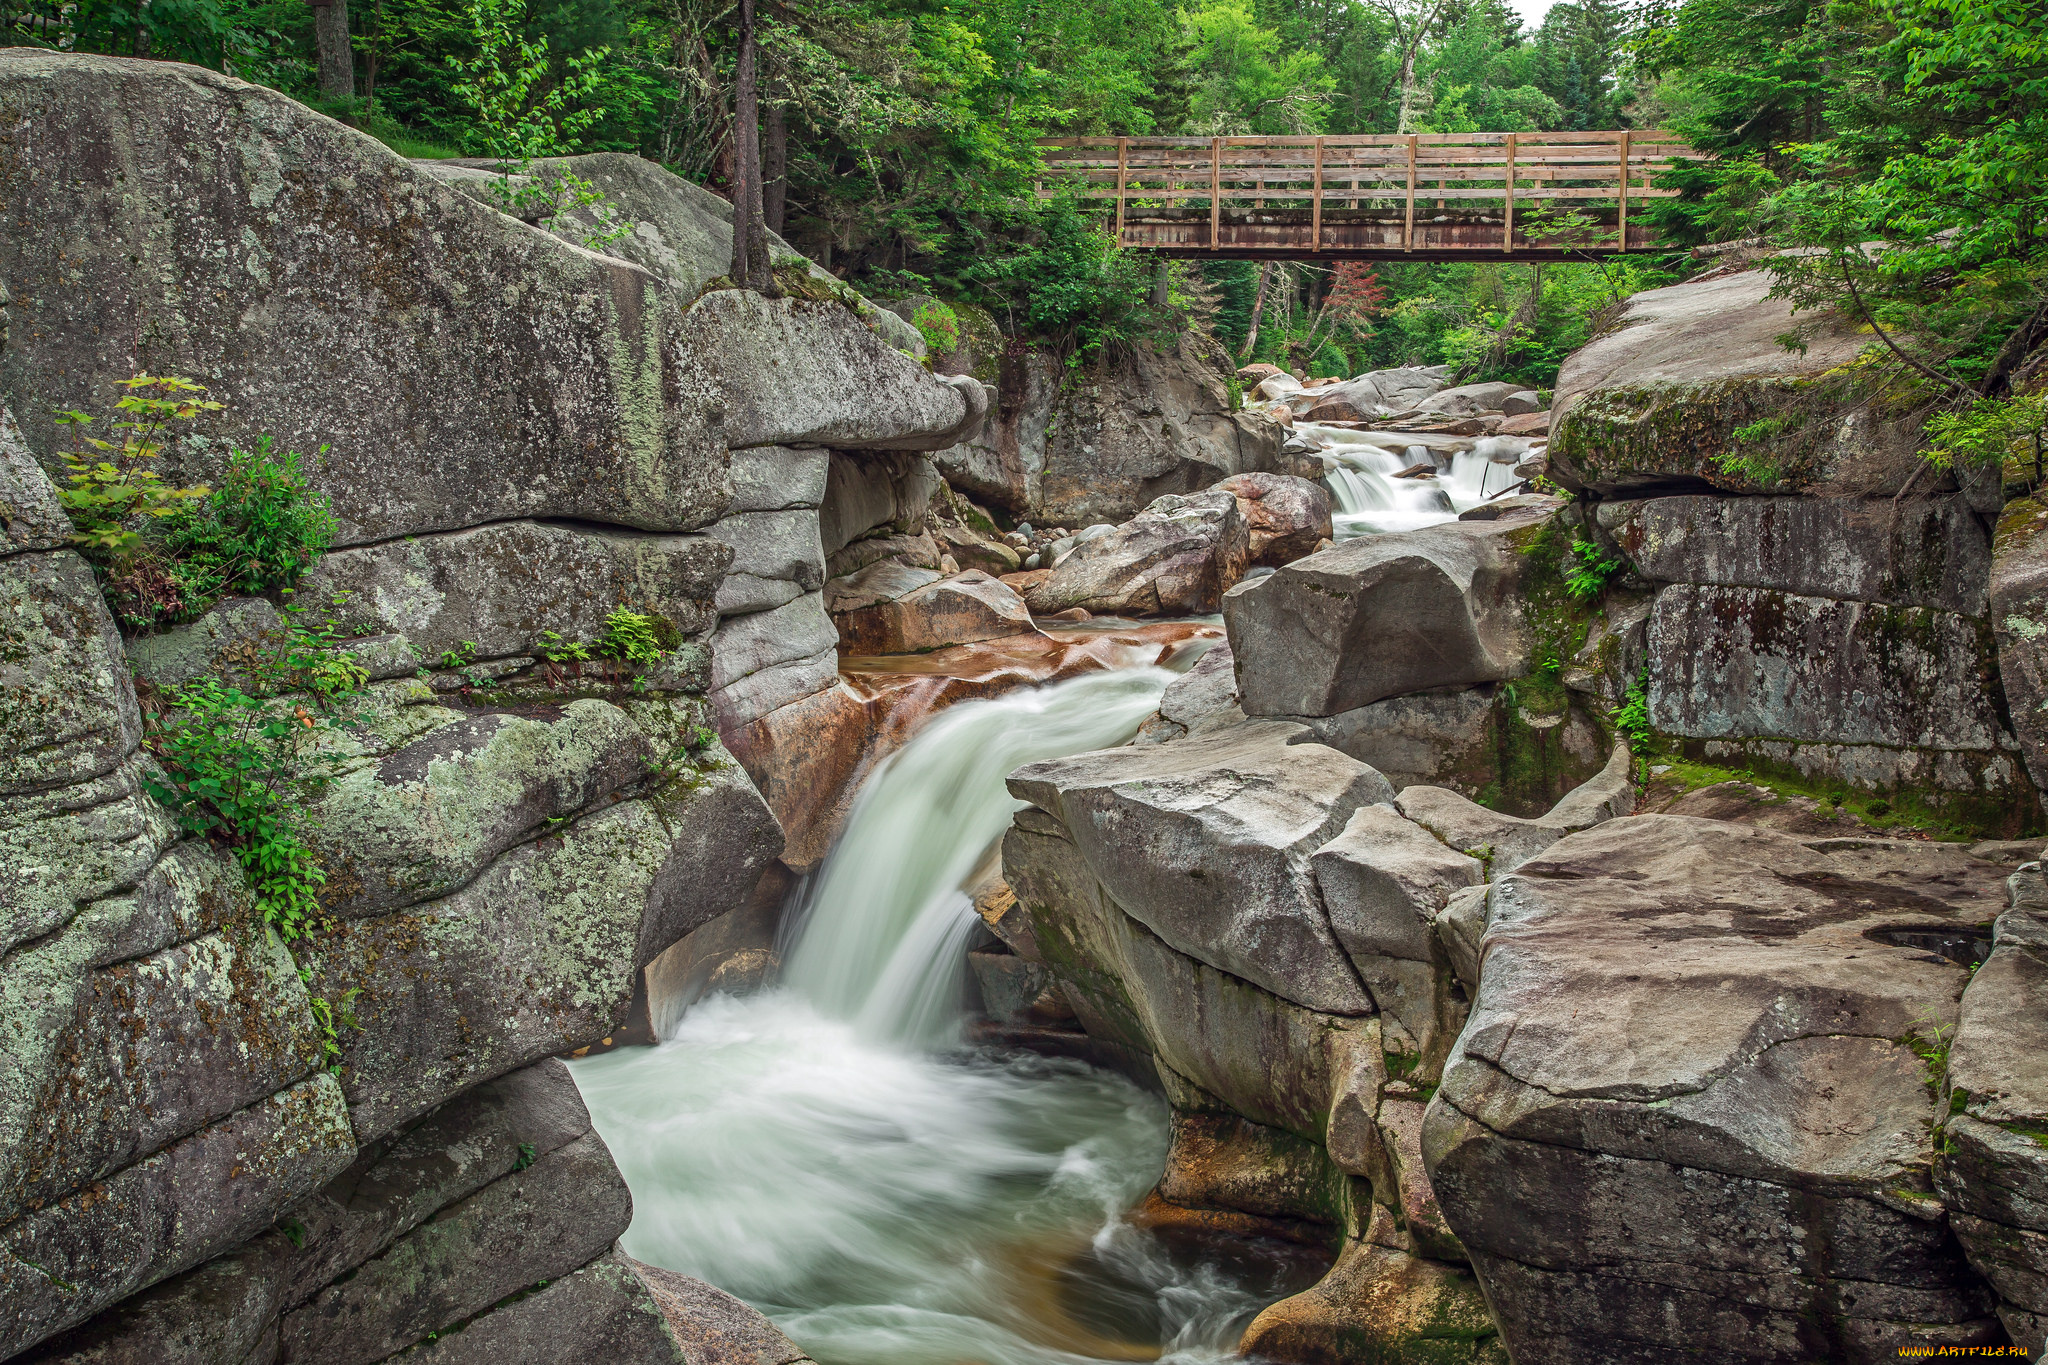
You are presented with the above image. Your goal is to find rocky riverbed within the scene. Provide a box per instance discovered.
[3,43,2047,1365]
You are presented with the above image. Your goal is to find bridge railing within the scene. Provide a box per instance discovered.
[1035,132,1701,255]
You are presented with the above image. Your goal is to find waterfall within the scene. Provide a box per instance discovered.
[572,659,1309,1365]
[1306,423,1535,538]
[782,664,1183,1044]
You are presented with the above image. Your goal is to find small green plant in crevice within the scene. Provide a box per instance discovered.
[1610,668,1654,756]
[1563,538,1625,602]
[598,606,667,667]
[142,607,367,944]
[511,1142,538,1172]
[55,375,341,632]
[304,978,363,1074]
[536,630,590,664]
[1904,1012,1955,1090]
[166,435,337,603]
[54,374,217,624]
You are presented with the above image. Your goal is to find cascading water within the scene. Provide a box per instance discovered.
[777,667,1184,1044]
[573,661,1314,1365]
[1310,428,1535,537]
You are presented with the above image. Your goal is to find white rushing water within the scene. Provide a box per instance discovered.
[1311,427,1535,538]
[574,663,1312,1365]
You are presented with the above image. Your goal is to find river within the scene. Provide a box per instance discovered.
[572,664,1312,1365]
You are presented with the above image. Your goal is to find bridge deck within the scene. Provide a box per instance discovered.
[1037,132,1700,258]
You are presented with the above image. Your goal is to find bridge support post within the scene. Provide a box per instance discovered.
[1503,132,1516,254]
[1311,136,1324,252]
[1618,130,1631,253]
[1209,137,1221,250]
[1403,135,1417,252]
[1115,137,1129,246]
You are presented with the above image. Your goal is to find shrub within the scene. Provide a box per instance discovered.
[143,605,367,942]
[168,435,337,601]
[55,376,339,632]
[910,300,963,358]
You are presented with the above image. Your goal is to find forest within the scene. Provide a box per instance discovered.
[6,0,2044,438]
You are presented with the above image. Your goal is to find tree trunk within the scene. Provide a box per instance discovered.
[1150,259,1170,308]
[311,0,354,101]
[763,87,787,237]
[729,0,776,293]
[1239,261,1274,363]
[1396,47,1419,134]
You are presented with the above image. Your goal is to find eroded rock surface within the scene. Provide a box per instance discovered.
[1425,815,2009,1363]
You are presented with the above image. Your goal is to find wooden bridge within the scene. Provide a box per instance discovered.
[1036,132,1700,261]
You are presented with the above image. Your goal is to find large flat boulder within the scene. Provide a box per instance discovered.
[1225,507,1548,717]
[276,1131,631,1365]
[707,593,840,731]
[1425,815,2010,1363]
[1547,270,1931,500]
[1419,381,1523,417]
[0,408,69,556]
[1009,721,1390,1015]
[0,550,143,800]
[1002,804,1384,1143]
[1647,584,2005,751]
[1024,490,1250,617]
[930,345,1060,514]
[678,290,977,453]
[630,1259,816,1365]
[706,509,825,616]
[1600,494,1990,615]
[521,149,920,356]
[304,520,727,675]
[1310,804,1482,1067]
[1312,367,1448,417]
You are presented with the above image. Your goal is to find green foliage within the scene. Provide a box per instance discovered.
[536,630,591,662]
[54,377,341,632]
[1563,538,1625,601]
[511,1141,538,1171]
[1923,395,2048,474]
[448,0,608,159]
[598,606,666,666]
[304,982,363,1073]
[54,375,216,563]
[2,0,274,70]
[1610,669,1654,755]
[909,300,963,357]
[1638,0,2048,410]
[966,200,1169,360]
[142,602,366,944]
[166,436,338,601]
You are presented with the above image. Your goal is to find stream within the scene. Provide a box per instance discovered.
[572,663,1314,1365]
[1312,426,1532,536]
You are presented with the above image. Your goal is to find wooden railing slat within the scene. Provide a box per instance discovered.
[1034,129,1700,253]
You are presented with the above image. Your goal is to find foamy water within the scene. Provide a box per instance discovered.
[573,665,1305,1365]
